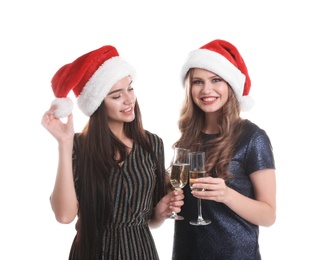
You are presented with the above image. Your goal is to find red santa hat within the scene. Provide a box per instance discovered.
[181,39,254,111]
[51,45,136,118]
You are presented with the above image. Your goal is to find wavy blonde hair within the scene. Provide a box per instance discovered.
[174,69,245,180]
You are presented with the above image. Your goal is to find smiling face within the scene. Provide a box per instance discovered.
[104,76,136,125]
[191,68,229,114]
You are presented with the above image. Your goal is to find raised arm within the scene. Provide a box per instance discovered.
[41,107,78,224]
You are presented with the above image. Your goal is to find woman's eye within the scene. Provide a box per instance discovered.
[192,80,202,85]
[112,95,121,99]
[213,78,222,82]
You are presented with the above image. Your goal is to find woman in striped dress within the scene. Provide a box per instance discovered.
[41,45,183,259]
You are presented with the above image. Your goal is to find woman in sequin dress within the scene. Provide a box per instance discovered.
[172,39,276,260]
[41,45,184,260]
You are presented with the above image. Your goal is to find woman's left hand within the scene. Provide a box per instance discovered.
[191,177,229,203]
[149,190,184,228]
[158,190,184,217]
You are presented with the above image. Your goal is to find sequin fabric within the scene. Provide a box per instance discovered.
[172,120,275,260]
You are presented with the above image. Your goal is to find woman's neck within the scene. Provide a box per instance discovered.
[108,122,133,148]
[203,113,219,134]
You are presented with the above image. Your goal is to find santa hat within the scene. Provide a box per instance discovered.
[51,45,136,118]
[181,39,254,111]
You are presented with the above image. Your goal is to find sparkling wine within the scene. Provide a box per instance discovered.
[189,171,206,191]
[170,164,190,189]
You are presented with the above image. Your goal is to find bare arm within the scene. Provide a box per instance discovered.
[41,107,78,224]
[191,169,276,227]
[50,140,78,223]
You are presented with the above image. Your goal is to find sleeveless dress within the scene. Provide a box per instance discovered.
[172,120,275,260]
[69,131,166,260]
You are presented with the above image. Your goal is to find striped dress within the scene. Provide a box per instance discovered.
[69,131,166,259]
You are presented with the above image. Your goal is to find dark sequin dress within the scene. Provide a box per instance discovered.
[69,131,166,260]
[172,120,275,260]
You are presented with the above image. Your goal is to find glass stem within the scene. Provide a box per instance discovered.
[172,188,181,216]
[197,198,204,221]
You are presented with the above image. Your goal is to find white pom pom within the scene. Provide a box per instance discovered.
[51,97,73,118]
[239,95,254,111]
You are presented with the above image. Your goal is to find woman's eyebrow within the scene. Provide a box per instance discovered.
[108,89,122,95]
[108,81,132,95]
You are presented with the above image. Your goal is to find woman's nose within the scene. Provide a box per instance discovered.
[124,92,135,105]
[202,82,213,93]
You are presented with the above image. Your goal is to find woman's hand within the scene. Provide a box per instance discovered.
[149,190,184,228]
[191,177,229,203]
[160,189,185,216]
[41,106,74,143]
[42,105,78,223]
[191,170,276,227]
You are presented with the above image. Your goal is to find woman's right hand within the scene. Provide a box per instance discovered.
[41,105,74,143]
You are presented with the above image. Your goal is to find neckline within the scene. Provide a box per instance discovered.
[201,132,219,136]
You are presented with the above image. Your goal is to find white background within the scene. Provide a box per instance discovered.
[1,1,332,259]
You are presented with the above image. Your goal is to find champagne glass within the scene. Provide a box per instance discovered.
[168,147,190,220]
[189,151,211,225]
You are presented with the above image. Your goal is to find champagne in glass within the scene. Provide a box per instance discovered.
[189,151,211,225]
[170,164,189,190]
[189,171,205,191]
[168,148,190,220]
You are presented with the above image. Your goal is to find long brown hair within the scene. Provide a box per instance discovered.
[174,69,244,179]
[74,100,164,259]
